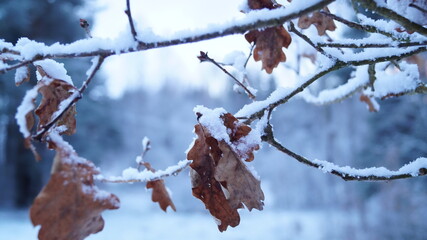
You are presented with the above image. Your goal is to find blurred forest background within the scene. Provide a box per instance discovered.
[0,0,427,239]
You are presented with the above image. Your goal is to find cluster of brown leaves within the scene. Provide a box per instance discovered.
[245,0,292,74]
[298,7,336,36]
[142,162,176,212]
[30,134,120,240]
[187,113,264,232]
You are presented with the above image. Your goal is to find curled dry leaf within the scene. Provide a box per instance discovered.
[247,0,277,10]
[187,112,264,232]
[35,65,78,137]
[245,0,291,74]
[298,7,336,36]
[143,162,176,212]
[30,134,120,240]
[245,26,292,74]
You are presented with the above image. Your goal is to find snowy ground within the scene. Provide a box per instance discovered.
[0,191,361,240]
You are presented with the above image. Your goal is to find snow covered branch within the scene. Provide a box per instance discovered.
[0,0,333,75]
[97,160,191,183]
[262,123,427,181]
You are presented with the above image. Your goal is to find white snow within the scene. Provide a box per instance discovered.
[101,160,191,182]
[33,59,73,85]
[193,105,229,142]
[313,157,427,178]
[14,66,29,85]
[15,86,40,138]
[300,65,369,105]
[364,62,420,98]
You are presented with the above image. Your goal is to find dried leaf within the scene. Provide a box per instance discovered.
[30,134,120,240]
[187,112,263,232]
[247,0,278,10]
[35,65,78,137]
[143,162,176,212]
[245,26,292,74]
[221,113,259,162]
[298,7,336,36]
[215,141,264,210]
[188,124,240,232]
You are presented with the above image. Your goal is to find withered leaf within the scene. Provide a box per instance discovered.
[298,7,336,36]
[35,72,78,137]
[187,111,263,232]
[30,135,120,240]
[215,141,264,210]
[188,124,240,232]
[143,162,176,212]
[245,26,292,74]
[247,0,278,10]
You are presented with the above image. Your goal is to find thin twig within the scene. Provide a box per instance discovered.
[125,0,138,41]
[32,55,106,141]
[289,21,333,59]
[409,3,427,14]
[243,46,427,124]
[243,44,255,68]
[99,160,191,183]
[318,11,407,41]
[262,123,427,181]
[318,41,427,48]
[79,19,92,38]
[198,51,256,100]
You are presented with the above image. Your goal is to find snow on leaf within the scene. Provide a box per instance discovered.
[188,124,240,232]
[15,65,30,86]
[187,110,263,232]
[298,7,336,36]
[142,162,176,212]
[35,64,78,137]
[30,133,119,240]
[15,85,41,160]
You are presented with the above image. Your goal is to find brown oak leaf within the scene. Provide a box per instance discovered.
[298,7,336,36]
[215,141,264,210]
[143,162,176,212]
[247,0,278,10]
[30,134,120,240]
[35,65,78,137]
[187,111,263,232]
[244,0,290,74]
[188,124,240,232]
[245,26,292,74]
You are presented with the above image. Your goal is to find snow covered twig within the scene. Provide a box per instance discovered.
[261,123,427,181]
[97,160,191,183]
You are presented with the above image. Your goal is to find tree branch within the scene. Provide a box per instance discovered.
[98,160,191,183]
[262,123,427,181]
[197,51,256,99]
[32,55,106,141]
[355,0,427,36]
[124,0,138,42]
[0,0,334,76]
